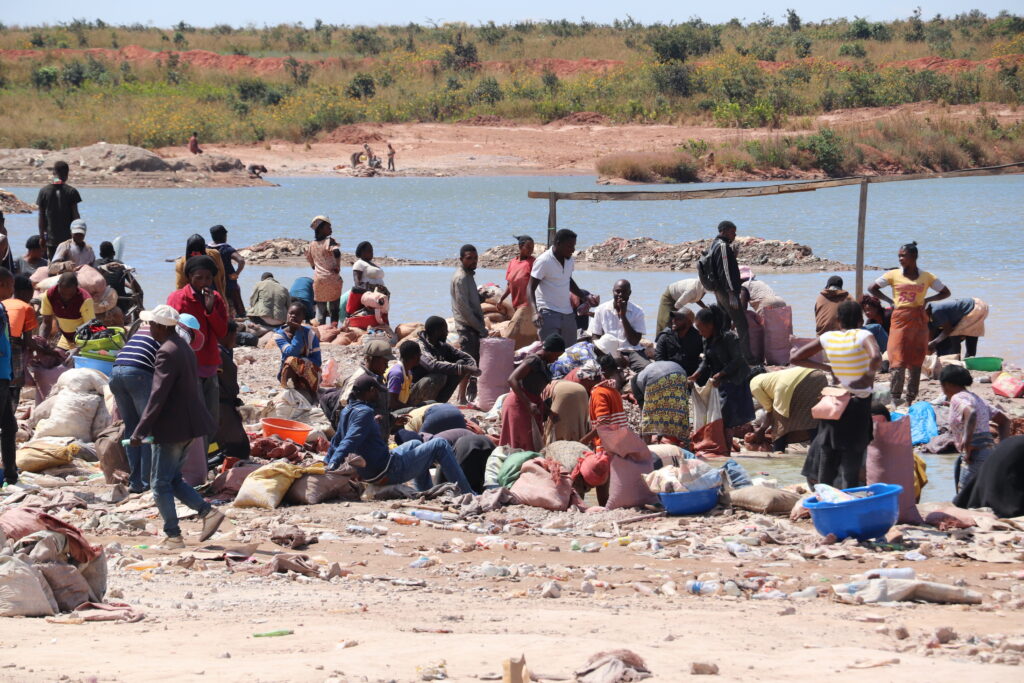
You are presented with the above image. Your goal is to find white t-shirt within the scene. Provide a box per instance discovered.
[588,300,646,351]
[666,279,705,309]
[353,259,385,286]
[530,250,574,315]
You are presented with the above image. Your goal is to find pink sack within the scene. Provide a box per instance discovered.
[181,439,208,487]
[595,423,650,461]
[360,291,389,313]
[605,455,658,509]
[75,265,107,300]
[477,337,515,411]
[745,310,765,364]
[790,336,824,364]
[761,305,794,366]
[509,458,575,511]
[866,416,924,525]
[992,373,1024,399]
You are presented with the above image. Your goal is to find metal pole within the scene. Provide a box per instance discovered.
[547,194,557,247]
[855,179,868,298]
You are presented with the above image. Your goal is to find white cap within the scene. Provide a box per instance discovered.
[140,304,180,327]
[70,219,87,235]
[594,333,619,356]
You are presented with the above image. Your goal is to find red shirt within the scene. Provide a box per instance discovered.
[166,285,228,374]
[505,256,535,309]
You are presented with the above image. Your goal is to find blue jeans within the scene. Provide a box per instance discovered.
[152,439,211,538]
[539,309,577,346]
[384,438,476,495]
[109,365,154,492]
[863,323,888,353]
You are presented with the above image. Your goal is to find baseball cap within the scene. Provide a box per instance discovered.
[351,373,381,395]
[139,304,179,327]
[364,339,395,360]
[70,219,87,235]
[310,215,331,230]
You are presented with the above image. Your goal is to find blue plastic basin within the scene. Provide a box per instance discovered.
[802,483,902,541]
[659,487,720,516]
[73,355,115,377]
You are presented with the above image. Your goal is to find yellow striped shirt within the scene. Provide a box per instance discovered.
[820,329,873,396]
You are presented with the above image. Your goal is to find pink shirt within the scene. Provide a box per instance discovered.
[949,390,996,448]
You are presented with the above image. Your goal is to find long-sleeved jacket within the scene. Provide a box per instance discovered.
[709,236,741,294]
[694,330,750,386]
[450,266,487,335]
[133,333,215,444]
[326,400,389,477]
[248,277,290,325]
[166,285,229,372]
[413,331,477,379]
[654,326,703,377]
[274,325,322,369]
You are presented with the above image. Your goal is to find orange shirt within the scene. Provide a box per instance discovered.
[504,257,535,309]
[3,298,39,337]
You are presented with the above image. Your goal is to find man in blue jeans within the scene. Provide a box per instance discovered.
[326,375,476,495]
[130,305,226,549]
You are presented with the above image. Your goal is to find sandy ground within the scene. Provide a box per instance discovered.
[153,103,1024,180]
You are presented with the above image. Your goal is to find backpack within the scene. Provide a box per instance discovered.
[697,241,722,291]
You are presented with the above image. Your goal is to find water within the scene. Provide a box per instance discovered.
[4,173,1007,503]
[5,173,1020,358]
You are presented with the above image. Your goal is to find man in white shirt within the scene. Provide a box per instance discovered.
[529,229,593,345]
[589,279,651,372]
[51,219,96,268]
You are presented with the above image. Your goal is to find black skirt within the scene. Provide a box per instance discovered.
[801,395,872,485]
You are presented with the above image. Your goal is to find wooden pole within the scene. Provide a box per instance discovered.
[547,194,557,247]
[855,179,869,298]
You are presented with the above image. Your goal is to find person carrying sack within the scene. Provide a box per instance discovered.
[792,300,882,490]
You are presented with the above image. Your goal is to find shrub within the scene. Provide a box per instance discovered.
[651,63,694,97]
[798,128,846,176]
[792,35,812,58]
[471,77,502,105]
[595,151,699,183]
[440,33,479,71]
[838,43,867,58]
[478,21,507,46]
[31,65,59,90]
[786,9,802,32]
[541,69,560,92]
[345,73,376,100]
[284,57,313,87]
[645,23,720,63]
[237,78,284,106]
[349,27,385,55]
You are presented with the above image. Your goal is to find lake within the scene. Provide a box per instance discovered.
[4,173,1015,501]
[5,173,1022,359]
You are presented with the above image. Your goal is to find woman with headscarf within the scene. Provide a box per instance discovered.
[574,355,625,505]
[167,255,229,449]
[499,334,565,451]
[859,293,892,353]
[275,301,323,403]
[749,366,828,451]
[305,216,343,327]
[814,275,851,336]
[868,241,950,405]
[498,235,537,347]
[792,300,882,489]
[689,304,754,454]
[174,234,227,302]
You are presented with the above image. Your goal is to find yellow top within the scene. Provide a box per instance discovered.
[877,269,940,309]
[405,404,432,432]
[820,329,874,397]
[40,292,95,350]
[749,366,813,418]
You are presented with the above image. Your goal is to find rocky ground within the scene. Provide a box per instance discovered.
[0,188,35,213]
[0,143,273,188]
[239,235,864,274]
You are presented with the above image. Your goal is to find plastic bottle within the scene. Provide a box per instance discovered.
[120,436,154,446]
[387,513,420,526]
[685,580,720,596]
[790,587,820,599]
[253,629,294,638]
[346,525,375,535]
[570,539,582,551]
[410,509,446,523]
[865,567,916,579]
[409,556,436,569]
[581,542,602,553]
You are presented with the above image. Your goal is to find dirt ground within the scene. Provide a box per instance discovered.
[152,103,1024,181]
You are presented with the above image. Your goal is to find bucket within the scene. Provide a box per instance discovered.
[73,355,115,377]
[261,417,313,445]
[659,487,720,515]
[802,483,902,541]
[964,356,1002,372]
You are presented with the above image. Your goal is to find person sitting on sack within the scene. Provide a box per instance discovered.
[274,301,322,403]
[326,374,476,495]
[387,340,431,411]
[412,316,479,406]
[247,273,291,333]
[338,339,396,435]
[130,305,226,549]
[587,279,650,373]
[814,276,851,336]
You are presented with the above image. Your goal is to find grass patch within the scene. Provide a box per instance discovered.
[596,151,700,182]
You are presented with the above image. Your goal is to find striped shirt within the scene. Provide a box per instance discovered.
[113,327,160,372]
[819,329,873,397]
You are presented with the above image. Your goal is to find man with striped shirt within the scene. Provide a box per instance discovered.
[109,323,162,492]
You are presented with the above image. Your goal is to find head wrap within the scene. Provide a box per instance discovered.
[576,360,601,381]
[184,254,217,277]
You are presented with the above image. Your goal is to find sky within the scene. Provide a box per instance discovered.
[4,1,1017,29]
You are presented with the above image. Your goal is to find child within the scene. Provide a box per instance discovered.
[387,340,423,410]
[939,365,1009,496]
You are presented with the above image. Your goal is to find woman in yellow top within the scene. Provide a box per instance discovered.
[868,242,949,405]
[749,366,828,452]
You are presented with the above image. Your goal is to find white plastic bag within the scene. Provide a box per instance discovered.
[690,382,723,431]
[34,392,108,441]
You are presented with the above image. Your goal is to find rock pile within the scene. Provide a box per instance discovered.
[0,188,34,214]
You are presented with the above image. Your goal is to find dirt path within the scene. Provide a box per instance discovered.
[154,103,1024,180]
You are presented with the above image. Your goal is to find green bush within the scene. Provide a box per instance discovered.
[440,34,480,71]
[349,27,386,55]
[645,22,720,63]
[651,63,694,97]
[838,42,867,58]
[31,65,59,90]
[798,128,846,176]
[237,78,285,106]
[792,35,812,58]
[471,77,503,105]
[345,73,376,100]
[60,61,87,88]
